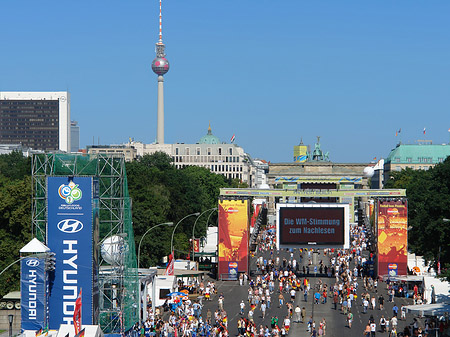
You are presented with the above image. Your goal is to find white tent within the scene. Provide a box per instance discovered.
[405,303,450,316]
[56,325,103,337]
[20,238,50,253]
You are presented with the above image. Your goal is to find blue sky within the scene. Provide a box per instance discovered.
[1,1,450,163]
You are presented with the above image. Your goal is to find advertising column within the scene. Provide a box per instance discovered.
[218,200,249,278]
[47,177,94,329]
[377,200,408,276]
[21,257,46,331]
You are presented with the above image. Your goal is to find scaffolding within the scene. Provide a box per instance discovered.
[31,153,138,334]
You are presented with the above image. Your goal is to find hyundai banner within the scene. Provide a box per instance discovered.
[21,257,46,331]
[47,177,93,329]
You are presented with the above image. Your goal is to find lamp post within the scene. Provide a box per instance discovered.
[138,222,173,269]
[137,222,172,325]
[171,212,200,256]
[192,208,218,262]
[8,314,13,337]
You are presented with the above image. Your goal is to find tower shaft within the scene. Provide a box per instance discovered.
[157,76,165,144]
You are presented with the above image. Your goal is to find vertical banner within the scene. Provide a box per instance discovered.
[218,200,249,278]
[47,177,93,329]
[377,200,408,276]
[250,203,262,228]
[21,257,46,331]
[193,239,200,253]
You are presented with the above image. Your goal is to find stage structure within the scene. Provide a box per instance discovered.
[31,153,138,334]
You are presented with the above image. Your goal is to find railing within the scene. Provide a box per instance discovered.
[220,273,238,281]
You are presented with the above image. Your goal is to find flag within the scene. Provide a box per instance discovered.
[35,328,43,337]
[73,289,82,335]
[396,128,401,136]
[164,252,174,276]
[423,127,426,135]
[42,326,49,337]
[75,328,85,337]
[448,128,450,133]
[373,157,377,161]
[65,333,69,337]
[230,134,235,143]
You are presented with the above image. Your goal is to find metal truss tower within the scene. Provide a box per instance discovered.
[31,153,138,334]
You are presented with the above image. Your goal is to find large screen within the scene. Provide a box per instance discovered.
[277,203,349,249]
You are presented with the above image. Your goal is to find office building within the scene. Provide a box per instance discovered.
[71,121,80,153]
[384,141,450,179]
[0,91,70,152]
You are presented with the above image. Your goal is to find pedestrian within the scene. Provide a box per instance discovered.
[401,305,406,320]
[390,316,397,332]
[347,311,353,329]
[370,321,376,337]
[321,318,327,336]
[378,294,384,310]
[364,323,371,337]
[295,305,301,323]
[240,300,245,315]
[333,292,338,310]
[261,301,267,319]
[380,316,386,333]
[301,307,306,323]
[392,304,398,317]
[278,293,284,308]
[314,291,321,304]
[363,297,369,313]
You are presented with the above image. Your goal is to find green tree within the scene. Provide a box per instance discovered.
[0,176,32,296]
[126,152,231,265]
[384,158,450,279]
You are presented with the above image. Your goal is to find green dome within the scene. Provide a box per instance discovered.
[199,123,221,144]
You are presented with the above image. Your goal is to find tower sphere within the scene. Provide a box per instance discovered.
[152,57,170,76]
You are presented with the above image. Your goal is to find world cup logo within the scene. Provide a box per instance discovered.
[58,181,82,204]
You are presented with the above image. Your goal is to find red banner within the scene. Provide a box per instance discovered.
[377,200,408,276]
[73,289,82,335]
[218,200,249,277]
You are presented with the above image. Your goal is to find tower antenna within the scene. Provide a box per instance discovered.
[159,0,163,43]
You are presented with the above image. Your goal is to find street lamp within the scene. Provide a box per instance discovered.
[138,222,173,269]
[171,212,200,256]
[8,314,13,337]
[192,208,218,262]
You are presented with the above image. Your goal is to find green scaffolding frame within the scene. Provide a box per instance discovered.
[31,153,138,334]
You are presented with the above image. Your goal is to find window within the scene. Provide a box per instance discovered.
[229,148,233,155]
[218,148,222,155]
[185,148,190,155]
[196,147,200,155]
[175,148,179,155]
[406,157,412,163]
[208,148,211,155]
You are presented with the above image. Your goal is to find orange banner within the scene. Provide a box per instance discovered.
[218,200,249,277]
[193,239,200,253]
[377,200,408,276]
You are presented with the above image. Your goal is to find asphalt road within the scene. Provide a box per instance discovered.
[200,248,417,337]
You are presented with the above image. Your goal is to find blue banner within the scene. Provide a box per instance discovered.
[47,177,93,329]
[21,257,46,331]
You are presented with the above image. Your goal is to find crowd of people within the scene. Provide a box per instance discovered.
[133,222,445,337]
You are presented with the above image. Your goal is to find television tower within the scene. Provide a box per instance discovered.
[151,0,170,144]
